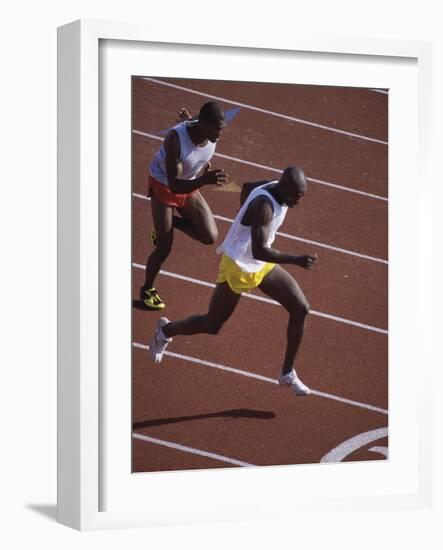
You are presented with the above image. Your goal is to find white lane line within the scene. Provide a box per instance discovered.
[214,151,388,202]
[133,342,388,416]
[133,433,255,467]
[132,263,388,336]
[370,89,389,95]
[320,427,389,463]
[239,290,388,334]
[269,229,388,265]
[140,77,389,146]
[311,391,388,416]
[132,192,388,265]
[132,129,388,202]
[369,445,389,458]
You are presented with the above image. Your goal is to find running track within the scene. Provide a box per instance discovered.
[131,77,388,472]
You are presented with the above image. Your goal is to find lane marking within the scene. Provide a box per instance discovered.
[320,427,388,463]
[133,342,388,416]
[368,445,389,458]
[133,433,255,467]
[267,228,388,265]
[311,390,388,416]
[133,130,388,202]
[213,151,388,201]
[132,263,388,335]
[139,77,388,145]
[370,89,389,95]
[133,191,388,265]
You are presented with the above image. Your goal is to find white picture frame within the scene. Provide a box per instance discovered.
[57,19,437,532]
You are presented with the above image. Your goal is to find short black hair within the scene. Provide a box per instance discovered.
[198,101,225,124]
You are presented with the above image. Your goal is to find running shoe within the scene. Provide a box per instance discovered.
[278,370,311,396]
[140,287,165,310]
[149,317,172,364]
[151,227,157,247]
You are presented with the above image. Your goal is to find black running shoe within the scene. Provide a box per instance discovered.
[140,287,165,310]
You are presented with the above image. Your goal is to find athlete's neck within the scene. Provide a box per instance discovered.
[186,122,208,147]
[269,184,285,205]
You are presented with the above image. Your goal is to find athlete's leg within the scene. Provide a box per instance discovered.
[143,196,174,289]
[163,282,241,338]
[258,265,310,376]
[175,191,218,244]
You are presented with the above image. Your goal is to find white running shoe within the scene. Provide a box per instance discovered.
[278,370,311,396]
[149,317,172,364]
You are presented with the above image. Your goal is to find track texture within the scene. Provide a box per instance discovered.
[131,77,388,472]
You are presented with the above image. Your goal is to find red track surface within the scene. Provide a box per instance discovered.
[131,77,388,472]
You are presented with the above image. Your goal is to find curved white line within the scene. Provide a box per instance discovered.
[320,427,388,463]
[369,446,389,458]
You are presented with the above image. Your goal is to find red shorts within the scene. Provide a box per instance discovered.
[148,175,198,209]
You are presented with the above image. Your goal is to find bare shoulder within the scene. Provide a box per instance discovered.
[164,129,180,157]
[164,128,179,147]
[242,195,274,226]
[252,195,274,220]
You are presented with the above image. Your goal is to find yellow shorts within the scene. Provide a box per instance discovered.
[216,255,275,294]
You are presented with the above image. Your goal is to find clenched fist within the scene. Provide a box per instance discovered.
[295,254,318,270]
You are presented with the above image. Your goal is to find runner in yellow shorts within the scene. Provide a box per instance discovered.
[216,254,275,294]
[148,166,318,396]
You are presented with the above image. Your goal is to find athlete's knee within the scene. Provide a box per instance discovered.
[199,226,218,245]
[205,317,225,335]
[155,239,173,261]
[299,300,310,317]
[290,299,310,320]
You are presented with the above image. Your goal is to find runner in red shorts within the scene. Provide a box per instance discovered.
[140,102,228,309]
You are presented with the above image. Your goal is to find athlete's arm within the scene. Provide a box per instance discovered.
[164,130,227,194]
[176,107,197,122]
[250,197,318,269]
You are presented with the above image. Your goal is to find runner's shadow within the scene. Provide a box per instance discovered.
[133,408,275,430]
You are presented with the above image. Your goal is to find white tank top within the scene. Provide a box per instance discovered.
[149,121,216,186]
[217,182,288,273]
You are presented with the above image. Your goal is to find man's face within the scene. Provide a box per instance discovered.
[201,118,226,143]
[281,178,307,208]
